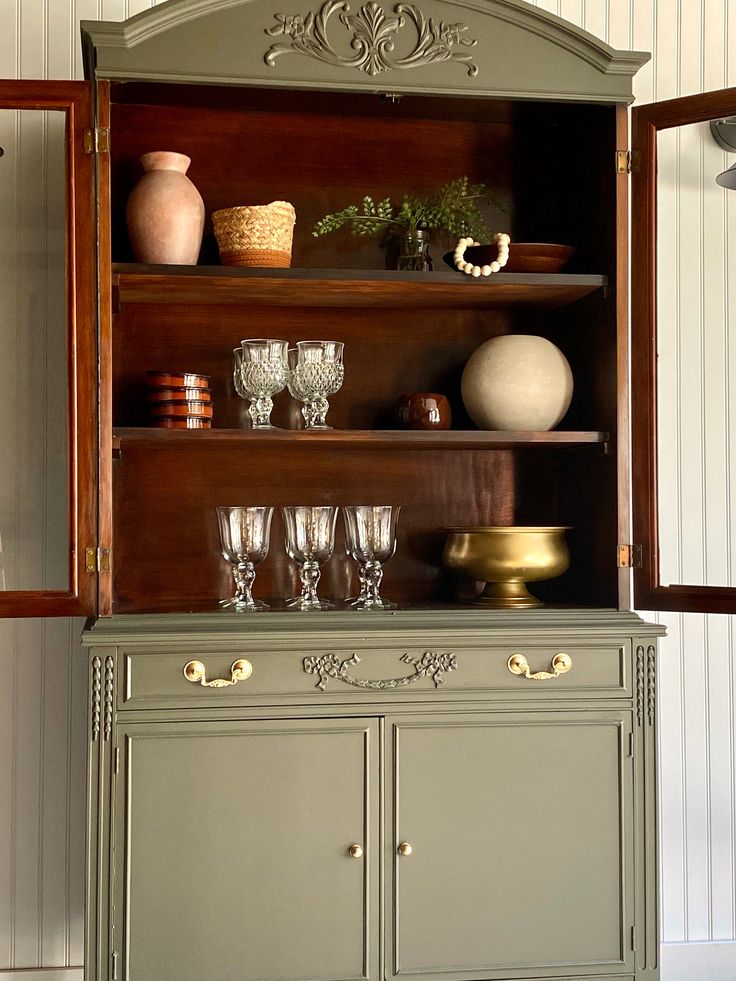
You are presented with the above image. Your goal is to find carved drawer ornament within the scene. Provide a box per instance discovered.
[303,650,457,690]
[265,1,478,77]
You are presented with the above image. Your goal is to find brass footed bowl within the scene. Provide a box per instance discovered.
[442,526,570,609]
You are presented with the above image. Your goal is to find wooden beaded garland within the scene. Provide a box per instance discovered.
[453,232,511,277]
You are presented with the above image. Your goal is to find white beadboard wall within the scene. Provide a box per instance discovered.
[1,0,736,976]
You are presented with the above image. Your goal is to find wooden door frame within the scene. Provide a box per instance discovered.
[0,81,97,616]
[631,86,736,614]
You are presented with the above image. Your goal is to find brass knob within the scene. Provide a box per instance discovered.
[507,652,572,681]
[348,844,363,858]
[398,842,413,857]
[183,659,252,687]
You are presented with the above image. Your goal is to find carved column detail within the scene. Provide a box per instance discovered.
[304,650,457,691]
[635,645,645,727]
[647,645,656,726]
[103,656,114,741]
[91,656,102,741]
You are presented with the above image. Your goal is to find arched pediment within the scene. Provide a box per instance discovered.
[82,0,649,103]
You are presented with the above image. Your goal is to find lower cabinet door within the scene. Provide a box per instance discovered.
[388,711,634,981]
[112,718,379,981]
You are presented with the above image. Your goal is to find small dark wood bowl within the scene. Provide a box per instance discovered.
[150,400,214,418]
[443,243,575,274]
[145,370,211,389]
[147,387,213,403]
[152,417,212,429]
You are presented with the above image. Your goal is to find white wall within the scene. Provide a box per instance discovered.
[1,0,735,977]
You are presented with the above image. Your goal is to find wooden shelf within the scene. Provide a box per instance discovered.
[112,428,610,452]
[112,264,608,310]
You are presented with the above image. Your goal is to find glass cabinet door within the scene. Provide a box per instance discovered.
[0,82,96,616]
[632,86,736,613]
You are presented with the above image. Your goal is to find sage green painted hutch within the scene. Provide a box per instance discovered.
[73,1,666,979]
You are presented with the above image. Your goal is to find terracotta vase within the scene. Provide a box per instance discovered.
[126,151,204,264]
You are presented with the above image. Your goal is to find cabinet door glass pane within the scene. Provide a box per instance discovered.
[656,121,736,588]
[0,108,69,591]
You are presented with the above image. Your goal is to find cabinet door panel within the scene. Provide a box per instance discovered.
[632,86,736,613]
[389,712,633,980]
[0,82,96,616]
[114,718,379,981]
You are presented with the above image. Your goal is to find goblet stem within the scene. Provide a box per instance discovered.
[309,396,331,429]
[301,402,316,428]
[299,559,321,606]
[366,560,384,604]
[233,561,256,608]
[348,564,369,607]
[249,395,275,429]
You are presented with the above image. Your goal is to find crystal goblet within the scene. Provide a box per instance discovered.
[342,505,401,610]
[282,505,337,610]
[217,506,274,610]
[286,347,315,428]
[238,338,289,429]
[232,346,247,399]
[293,340,344,429]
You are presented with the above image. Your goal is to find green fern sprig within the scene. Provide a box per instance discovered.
[312,177,501,242]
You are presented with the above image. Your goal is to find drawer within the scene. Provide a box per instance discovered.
[120,640,633,709]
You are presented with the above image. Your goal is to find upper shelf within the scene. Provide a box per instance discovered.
[112,264,608,310]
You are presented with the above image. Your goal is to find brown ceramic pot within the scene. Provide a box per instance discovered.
[126,152,205,265]
[394,393,452,430]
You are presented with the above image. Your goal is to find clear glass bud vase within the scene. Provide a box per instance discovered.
[397,229,433,272]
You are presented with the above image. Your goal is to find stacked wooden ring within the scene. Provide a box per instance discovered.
[146,371,213,429]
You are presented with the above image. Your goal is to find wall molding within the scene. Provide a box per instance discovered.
[0,971,83,980]
[661,941,736,980]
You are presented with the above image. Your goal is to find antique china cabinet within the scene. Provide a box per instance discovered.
[4,0,736,978]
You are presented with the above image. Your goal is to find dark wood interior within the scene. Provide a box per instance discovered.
[104,80,622,614]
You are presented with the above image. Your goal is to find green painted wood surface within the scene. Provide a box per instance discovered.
[81,0,648,103]
[113,718,379,981]
[120,640,633,710]
[388,711,633,979]
[85,611,661,981]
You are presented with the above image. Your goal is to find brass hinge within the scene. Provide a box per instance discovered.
[630,926,636,950]
[114,747,120,775]
[83,127,110,154]
[616,149,640,174]
[628,732,634,758]
[85,546,112,573]
[112,949,119,980]
[617,544,643,569]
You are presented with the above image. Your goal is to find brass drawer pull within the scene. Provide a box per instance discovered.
[348,844,363,858]
[398,842,413,857]
[507,652,572,680]
[183,659,253,687]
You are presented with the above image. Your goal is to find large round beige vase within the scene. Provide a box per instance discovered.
[126,151,205,265]
[461,334,573,431]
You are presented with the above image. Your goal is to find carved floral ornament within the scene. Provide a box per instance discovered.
[264,0,479,77]
[303,650,458,690]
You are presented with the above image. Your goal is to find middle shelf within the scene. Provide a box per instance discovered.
[112,428,610,452]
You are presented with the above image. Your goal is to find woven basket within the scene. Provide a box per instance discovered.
[212,201,296,267]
